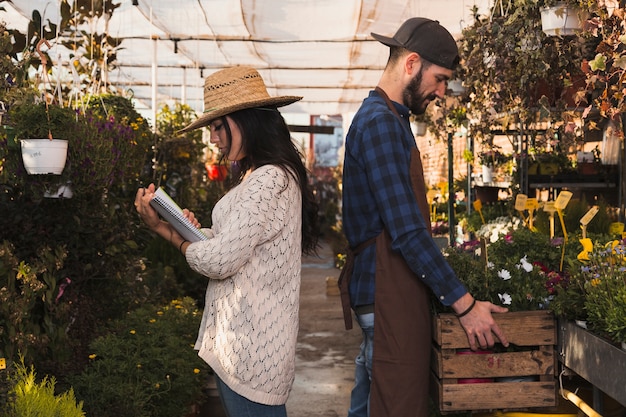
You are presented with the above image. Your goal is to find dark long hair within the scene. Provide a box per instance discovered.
[217,107,320,254]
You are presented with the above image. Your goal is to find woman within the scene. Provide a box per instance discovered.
[135,66,319,417]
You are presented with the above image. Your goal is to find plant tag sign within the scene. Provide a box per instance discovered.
[473,199,483,211]
[515,194,527,211]
[0,358,5,370]
[525,198,539,211]
[609,221,624,235]
[580,206,599,226]
[544,201,557,214]
[554,190,573,210]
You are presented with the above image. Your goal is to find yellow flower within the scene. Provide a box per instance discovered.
[136,364,142,368]
[578,238,593,261]
[149,319,156,323]
[591,278,601,287]
[193,368,200,374]
[89,354,97,360]
[157,311,164,316]
[130,329,136,334]
[155,383,160,389]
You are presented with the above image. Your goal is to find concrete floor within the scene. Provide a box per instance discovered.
[200,241,360,417]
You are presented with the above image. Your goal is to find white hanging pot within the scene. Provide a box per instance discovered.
[482,165,493,183]
[540,2,586,37]
[20,138,69,175]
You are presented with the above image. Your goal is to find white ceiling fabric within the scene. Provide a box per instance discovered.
[2,0,492,118]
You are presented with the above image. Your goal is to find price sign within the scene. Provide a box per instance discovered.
[0,358,5,370]
[580,206,599,226]
[515,194,528,211]
[554,190,573,210]
[609,222,624,235]
[525,198,539,211]
[543,201,556,214]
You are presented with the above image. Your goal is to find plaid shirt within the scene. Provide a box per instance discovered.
[342,90,467,308]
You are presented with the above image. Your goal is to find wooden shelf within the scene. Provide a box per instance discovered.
[558,320,626,407]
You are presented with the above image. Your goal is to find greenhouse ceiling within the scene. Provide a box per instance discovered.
[2,0,491,118]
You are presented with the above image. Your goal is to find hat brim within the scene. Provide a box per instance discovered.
[371,32,403,48]
[178,95,302,133]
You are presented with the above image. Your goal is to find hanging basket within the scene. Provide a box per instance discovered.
[540,2,586,37]
[20,139,69,175]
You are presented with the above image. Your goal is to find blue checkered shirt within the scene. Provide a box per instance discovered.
[342,90,467,308]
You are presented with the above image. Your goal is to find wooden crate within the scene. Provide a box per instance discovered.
[431,310,557,413]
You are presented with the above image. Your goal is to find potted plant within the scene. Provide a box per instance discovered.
[8,101,75,175]
[457,0,589,174]
[577,239,626,348]
[540,1,587,37]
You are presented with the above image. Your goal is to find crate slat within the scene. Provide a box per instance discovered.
[433,310,556,349]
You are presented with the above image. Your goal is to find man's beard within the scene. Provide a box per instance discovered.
[402,69,435,115]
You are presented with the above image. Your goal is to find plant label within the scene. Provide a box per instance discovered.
[555,190,573,210]
[580,206,599,226]
[515,194,527,211]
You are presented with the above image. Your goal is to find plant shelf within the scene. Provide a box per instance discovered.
[558,320,626,407]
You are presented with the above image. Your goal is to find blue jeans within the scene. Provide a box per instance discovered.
[215,375,287,417]
[347,312,374,417]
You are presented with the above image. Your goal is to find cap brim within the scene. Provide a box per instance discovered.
[371,32,404,48]
[178,95,302,133]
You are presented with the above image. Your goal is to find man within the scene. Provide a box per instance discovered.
[340,17,510,417]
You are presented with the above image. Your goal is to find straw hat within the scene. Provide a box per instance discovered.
[179,66,302,132]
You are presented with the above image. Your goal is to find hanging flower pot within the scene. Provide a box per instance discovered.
[540,2,586,37]
[482,164,493,183]
[20,138,69,175]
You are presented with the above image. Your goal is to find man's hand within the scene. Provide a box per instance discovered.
[452,294,509,350]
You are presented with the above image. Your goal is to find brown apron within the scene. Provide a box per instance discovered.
[340,87,434,416]
[369,147,433,417]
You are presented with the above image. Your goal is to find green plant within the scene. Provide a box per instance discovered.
[0,241,72,366]
[1,357,85,417]
[441,226,567,312]
[578,239,626,344]
[70,297,210,417]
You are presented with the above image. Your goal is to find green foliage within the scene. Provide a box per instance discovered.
[0,241,71,366]
[70,298,209,417]
[568,239,626,343]
[2,357,85,417]
[8,102,77,141]
[442,227,568,312]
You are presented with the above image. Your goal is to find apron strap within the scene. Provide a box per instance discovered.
[338,236,377,330]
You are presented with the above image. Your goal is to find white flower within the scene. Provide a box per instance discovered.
[487,261,494,269]
[498,269,512,280]
[498,293,512,305]
[518,255,533,272]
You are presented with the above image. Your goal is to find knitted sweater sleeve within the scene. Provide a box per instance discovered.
[185,165,293,279]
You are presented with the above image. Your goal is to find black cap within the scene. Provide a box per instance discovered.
[371,17,460,70]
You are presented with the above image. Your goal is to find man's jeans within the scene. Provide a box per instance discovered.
[215,375,287,417]
[347,312,374,417]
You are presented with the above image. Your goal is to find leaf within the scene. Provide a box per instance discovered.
[614,55,626,70]
[589,54,607,71]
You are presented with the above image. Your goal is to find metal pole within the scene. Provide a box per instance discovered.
[448,131,456,246]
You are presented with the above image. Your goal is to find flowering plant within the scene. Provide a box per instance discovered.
[563,239,626,344]
[478,148,511,167]
[441,227,566,312]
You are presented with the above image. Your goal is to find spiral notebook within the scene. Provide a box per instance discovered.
[149,188,208,242]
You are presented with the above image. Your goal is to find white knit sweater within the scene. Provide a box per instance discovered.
[186,164,302,405]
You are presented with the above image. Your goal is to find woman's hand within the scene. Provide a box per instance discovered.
[134,184,160,230]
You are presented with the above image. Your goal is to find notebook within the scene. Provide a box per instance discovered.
[149,187,208,242]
